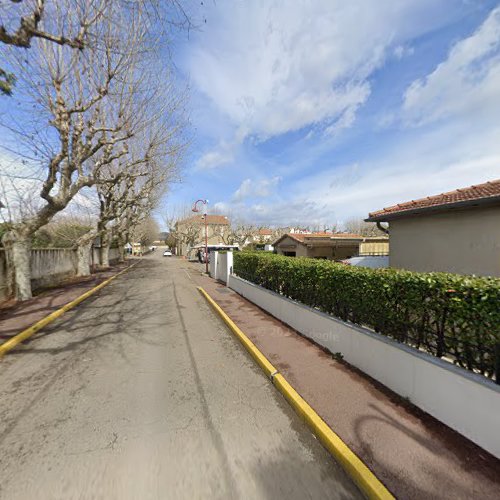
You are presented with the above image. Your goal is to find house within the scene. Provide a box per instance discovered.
[274,233,364,260]
[174,214,230,258]
[252,228,274,244]
[365,179,500,277]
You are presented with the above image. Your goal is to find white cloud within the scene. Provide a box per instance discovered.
[403,6,500,126]
[219,120,500,227]
[393,44,414,60]
[324,107,358,137]
[233,176,282,201]
[188,0,455,141]
[195,149,233,170]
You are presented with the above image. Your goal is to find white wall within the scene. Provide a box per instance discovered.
[210,251,234,283]
[345,256,389,268]
[228,274,500,459]
[209,251,217,279]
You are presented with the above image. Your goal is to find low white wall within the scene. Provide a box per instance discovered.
[109,247,120,264]
[211,252,234,284]
[210,251,218,279]
[91,247,120,266]
[31,248,76,278]
[228,274,500,459]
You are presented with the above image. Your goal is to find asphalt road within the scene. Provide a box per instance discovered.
[0,253,361,499]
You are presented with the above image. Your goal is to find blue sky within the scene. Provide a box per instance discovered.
[163,0,500,228]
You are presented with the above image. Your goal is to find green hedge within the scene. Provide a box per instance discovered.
[233,252,500,379]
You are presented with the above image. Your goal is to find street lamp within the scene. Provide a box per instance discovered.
[192,199,209,273]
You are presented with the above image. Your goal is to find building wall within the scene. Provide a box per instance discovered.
[176,223,229,257]
[275,236,307,257]
[276,237,360,260]
[389,206,500,276]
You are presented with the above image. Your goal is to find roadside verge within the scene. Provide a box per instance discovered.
[0,261,139,358]
[198,286,393,500]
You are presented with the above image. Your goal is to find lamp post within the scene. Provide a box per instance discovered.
[192,199,209,274]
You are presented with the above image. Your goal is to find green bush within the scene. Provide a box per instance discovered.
[234,252,500,379]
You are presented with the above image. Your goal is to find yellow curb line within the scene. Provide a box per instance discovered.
[198,286,394,500]
[0,261,139,358]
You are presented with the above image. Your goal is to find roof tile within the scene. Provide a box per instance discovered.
[178,214,230,225]
[368,179,500,220]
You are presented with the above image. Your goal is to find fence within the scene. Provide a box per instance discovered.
[0,247,121,302]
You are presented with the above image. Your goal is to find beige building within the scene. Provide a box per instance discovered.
[252,228,274,244]
[175,214,230,257]
[366,179,500,277]
[274,233,364,260]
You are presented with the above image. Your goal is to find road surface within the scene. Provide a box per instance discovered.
[0,253,361,499]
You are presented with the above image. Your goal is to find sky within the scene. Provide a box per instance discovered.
[164,0,500,228]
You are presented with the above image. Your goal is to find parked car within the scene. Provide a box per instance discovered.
[163,250,172,257]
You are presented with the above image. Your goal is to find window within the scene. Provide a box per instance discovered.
[283,251,296,257]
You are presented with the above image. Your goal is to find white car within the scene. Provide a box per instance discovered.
[163,250,172,257]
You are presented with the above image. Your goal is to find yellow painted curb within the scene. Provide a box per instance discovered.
[198,286,394,500]
[0,261,139,358]
[198,286,277,378]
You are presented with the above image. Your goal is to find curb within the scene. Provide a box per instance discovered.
[198,286,394,500]
[0,261,139,358]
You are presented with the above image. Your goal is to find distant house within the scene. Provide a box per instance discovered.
[365,179,500,277]
[253,228,273,243]
[175,214,230,258]
[274,233,364,260]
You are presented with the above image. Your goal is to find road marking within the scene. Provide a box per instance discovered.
[198,286,394,500]
[0,262,139,359]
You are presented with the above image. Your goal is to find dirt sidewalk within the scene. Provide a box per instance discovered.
[194,272,500,500]
[0,260,135,340]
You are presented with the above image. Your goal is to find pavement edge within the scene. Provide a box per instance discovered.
[0,261,139,358]
[198,286,394,500]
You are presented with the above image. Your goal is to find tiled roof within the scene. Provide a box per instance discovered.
[282,232,363,244]
[258,228,273,235]
[178,214,230,225]
[367,179,500,221]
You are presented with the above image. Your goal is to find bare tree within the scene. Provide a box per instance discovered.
[131,217,159,247]
[75,119,181,274]
[170,219,201,255]
[343,217,386,236]
[1,1,186,299]
[0,0,195,95]
[214,223,257,248]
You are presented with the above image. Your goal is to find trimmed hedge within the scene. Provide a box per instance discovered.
[233,252,500,379]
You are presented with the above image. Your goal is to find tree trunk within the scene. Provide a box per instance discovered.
[100,231,111,268]
[76,242,93,277]
[116,236,126,262]
[2,231,32,301]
